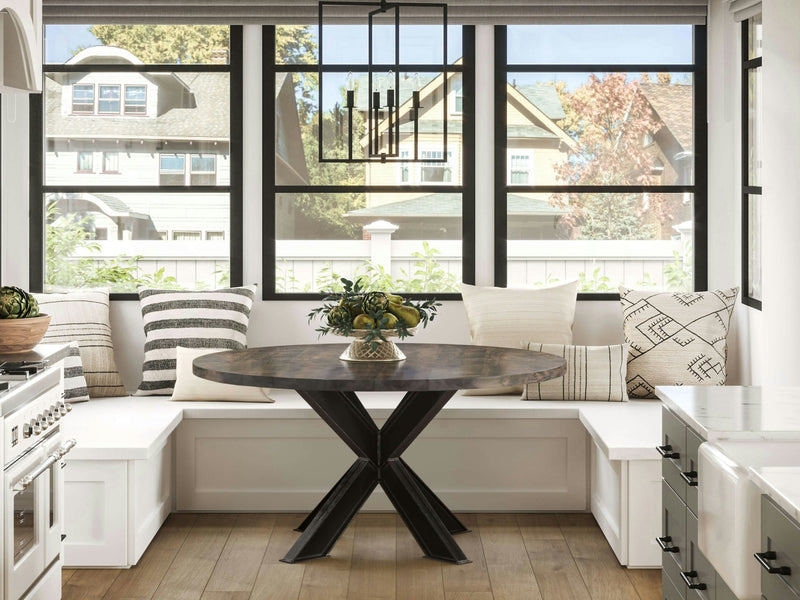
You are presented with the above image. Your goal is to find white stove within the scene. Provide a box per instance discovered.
[0,349,75,600]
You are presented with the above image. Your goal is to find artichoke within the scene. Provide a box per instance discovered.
[326,305,351,328]
[362,291,389,314]
[0,286,39,319]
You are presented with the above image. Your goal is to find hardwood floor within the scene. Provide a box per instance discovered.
[61,513,661,600]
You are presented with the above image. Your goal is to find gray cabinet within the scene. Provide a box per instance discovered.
[760,495,800,600]
[660,406,735,600]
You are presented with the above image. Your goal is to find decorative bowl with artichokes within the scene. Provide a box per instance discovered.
[0,286,51,354]
[308,278,440,353]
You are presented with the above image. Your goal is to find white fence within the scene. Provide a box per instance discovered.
[72,237,684,292]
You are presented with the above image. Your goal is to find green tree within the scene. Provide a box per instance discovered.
[87,25,230,64]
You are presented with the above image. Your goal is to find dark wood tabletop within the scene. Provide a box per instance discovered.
[193,343,567,392]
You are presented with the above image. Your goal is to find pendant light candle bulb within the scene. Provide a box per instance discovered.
[346,72,355,92]
[413,72,421,92]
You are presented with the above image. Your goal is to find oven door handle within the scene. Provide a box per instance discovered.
[12,439,76,493]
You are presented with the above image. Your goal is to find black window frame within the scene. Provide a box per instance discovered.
[741,17,762,310]
[262,25,476,301]
[29,26,244,300]
[494,25,708,300]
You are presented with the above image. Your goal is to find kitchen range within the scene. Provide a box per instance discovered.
[1,345,73,600]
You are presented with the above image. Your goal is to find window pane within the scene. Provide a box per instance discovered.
[45,72,230,186]
[276,24,462,65]
[508,25,693,65]
[191,155,216,172]
[44,192,230,292]
[748,15,762,59]
[507,192,694,292]
[748,67,762,187]
[276,71,460,186]
[72,84,94,113]
[103,152,118,172]
[747,194,762,301]
[507,73,694,186]
[276,192,461,293]
[77,152,93,172]
[124,85,146,115]
[45,25,230,64]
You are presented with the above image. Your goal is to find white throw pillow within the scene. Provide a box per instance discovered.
[460,281,579,394]
[171,346,273,402]
[620,287,739,399]
[521,342,629,402]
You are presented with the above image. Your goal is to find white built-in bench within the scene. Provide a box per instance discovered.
[60,392,662,569]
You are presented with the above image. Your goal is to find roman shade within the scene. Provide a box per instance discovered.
[43,0,707,25]
[725,0,761,22]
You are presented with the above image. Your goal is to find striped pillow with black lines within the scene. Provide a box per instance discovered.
[135,286,256,396]
[35,289,127,398]
[63,342,90,403]
[521,342,630,402]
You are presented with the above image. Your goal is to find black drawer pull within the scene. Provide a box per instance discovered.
[656,536,679,553]
[755,551,792,575]
[680,570,708,590]
[680,470,699,486]
[657,445,680,459]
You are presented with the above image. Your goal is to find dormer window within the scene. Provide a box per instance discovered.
[72,84,94,114]
[124,85,146,115]
[98,85,121,114]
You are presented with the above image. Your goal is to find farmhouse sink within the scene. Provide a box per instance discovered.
[698,441,800,600]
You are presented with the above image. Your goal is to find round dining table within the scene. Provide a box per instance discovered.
[194,343,566,565]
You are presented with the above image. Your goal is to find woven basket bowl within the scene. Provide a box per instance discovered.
[0,314,51,353]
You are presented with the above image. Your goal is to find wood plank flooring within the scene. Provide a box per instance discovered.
[62,513,660,600]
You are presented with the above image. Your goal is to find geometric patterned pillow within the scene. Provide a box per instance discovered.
[134,286,256,396]
[63,342,90,403]
[620,287,739,399]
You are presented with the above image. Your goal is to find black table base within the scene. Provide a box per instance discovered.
[280,390,471,565]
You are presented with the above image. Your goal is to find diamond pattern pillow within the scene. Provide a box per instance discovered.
[620,287,739,399]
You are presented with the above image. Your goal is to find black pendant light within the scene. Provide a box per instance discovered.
[318,0,448,164]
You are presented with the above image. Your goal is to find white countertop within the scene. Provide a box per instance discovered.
[60,391,662,461]
[656,386,800,441]
[749,466,800,522]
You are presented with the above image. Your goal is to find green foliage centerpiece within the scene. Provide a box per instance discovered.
[308,278,440,362]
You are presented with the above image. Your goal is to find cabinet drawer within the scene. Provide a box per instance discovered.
[662,407,687,501]
[664,569,686,600]
[761,496,800,597]
[763,575,800,600]
[662,480,688,571]
[686,509,716,600]
[685,429,702,515]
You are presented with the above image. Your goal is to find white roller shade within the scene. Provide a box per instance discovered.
[43,0,708,25]
[726,0,761,22]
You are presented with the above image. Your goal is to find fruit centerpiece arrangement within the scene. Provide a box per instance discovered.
[0,286,51,354]
[308,278,440,362]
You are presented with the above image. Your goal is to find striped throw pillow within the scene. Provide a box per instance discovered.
[135,286,256,396]
[35,289,127,398]
[521,342,629,402]
[63,342,90,403]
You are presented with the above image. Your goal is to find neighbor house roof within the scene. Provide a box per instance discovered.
[638,82,693,153]
[514,85,566,121]
[46,69,229,140]
[346,193,566,219]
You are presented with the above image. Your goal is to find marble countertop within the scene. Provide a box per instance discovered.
[749,466,800,523]
[656,386,800,441]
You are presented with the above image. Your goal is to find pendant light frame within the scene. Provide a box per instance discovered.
[318,0,448,164]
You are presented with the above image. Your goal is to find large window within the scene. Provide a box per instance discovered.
[496,25,706,296]
[742,15,762,309]
[264,25,474,297]
[32,25,242,295]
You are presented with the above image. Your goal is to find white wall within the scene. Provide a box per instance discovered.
[3,22,759,391]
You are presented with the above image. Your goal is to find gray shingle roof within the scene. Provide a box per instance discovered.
[639,83,693,153]
[514,85,566,121]
[46,71,229,140]
[346,193,565,218]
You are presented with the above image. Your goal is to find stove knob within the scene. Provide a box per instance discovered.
[66,403,73,412]
[58,402,68,416]
[32,419,42,436]
[22,423,33,439]
[47,411,55,425]
[39,414,49,430]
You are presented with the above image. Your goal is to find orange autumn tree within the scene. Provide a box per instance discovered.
[551,73,667,240]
